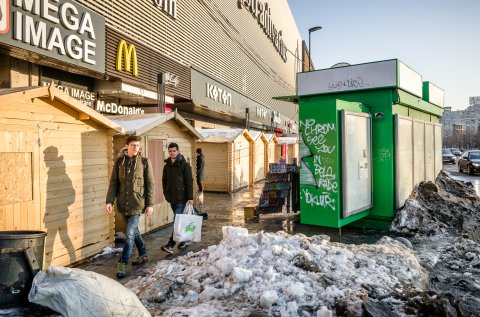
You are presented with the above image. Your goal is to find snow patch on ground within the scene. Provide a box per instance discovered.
[91,246,123,260]
[126,227,426,316]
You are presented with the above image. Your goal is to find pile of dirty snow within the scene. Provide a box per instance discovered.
[126,227,426,316]
[390,171,480,316]
[391,171,480,240]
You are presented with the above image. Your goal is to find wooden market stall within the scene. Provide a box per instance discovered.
[264,133,279,170]
[108,111,202,235]
[197,129,253,192]
[277,136,299,165]
[248,130,268,185]
[0,85,124,268]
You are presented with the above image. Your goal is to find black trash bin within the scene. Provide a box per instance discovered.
[0,230,47,308]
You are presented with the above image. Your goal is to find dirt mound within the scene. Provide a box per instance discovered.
[361,289,470,317]
[391,171,480,240]
[389,171,480,316]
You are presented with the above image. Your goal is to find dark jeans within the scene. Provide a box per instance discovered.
[197,179,203,192]
[168,202,186,246]
[120,214,147,264]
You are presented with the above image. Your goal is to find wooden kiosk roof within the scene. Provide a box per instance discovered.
[108,110,203,139]
[0,85,125,133]
[197,128,254,143]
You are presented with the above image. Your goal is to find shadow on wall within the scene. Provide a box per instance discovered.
[43,146,76,265]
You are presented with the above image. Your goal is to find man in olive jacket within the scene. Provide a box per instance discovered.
[105,135,155,278]
[161,142,194,254]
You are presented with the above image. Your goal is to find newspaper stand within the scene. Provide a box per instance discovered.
[257,160,299,215]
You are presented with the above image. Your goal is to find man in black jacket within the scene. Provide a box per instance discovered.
[161,143,194,253]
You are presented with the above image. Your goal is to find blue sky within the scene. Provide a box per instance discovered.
[288,0,479,110]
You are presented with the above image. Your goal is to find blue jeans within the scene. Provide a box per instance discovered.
[120,214,147,264]
[168,202,186,246]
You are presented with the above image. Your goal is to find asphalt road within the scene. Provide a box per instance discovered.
[442,162,480,196]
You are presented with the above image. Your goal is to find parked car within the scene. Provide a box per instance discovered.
[450,148,462,157]
[458,150,480,175]
[442,149,456,164]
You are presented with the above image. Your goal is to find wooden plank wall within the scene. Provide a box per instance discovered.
[111,120,196,235]
[111,135,128,235]
[254,140,266,182]
[248,139,254,188]
[227,143,234,192]
[287,144,299,164]
[264,142,269,175]
[233,136,250,191]
[267,142,276,171]
[143,119,197,232]
[0,95,113,268]
[143,121,195,233]
[199,142,229,192]
[274,144,283,163]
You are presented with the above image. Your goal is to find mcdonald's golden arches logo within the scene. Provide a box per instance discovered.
[116,40,138,76]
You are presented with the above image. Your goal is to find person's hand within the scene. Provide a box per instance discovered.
[105,203,113,214]
[187,200,194,205]
[145,206,154,216]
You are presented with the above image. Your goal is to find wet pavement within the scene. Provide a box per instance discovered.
[442,162,480,195]
[74,181,391,284]
[74,164,479,284]
[14,165,478,316]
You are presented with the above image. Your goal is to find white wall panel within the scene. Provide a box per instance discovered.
[395,115,413,209]
[413,120,425,186]
[434,124,443,178]
[424,122,435,181]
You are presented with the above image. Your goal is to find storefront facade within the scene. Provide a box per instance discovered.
[0,0,302,133]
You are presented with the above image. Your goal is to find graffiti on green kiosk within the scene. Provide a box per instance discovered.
[302,188,336,210]
[300,118,338,210]
[185,222,196,233]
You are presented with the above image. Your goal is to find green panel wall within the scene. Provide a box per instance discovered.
[299,97,372,228]
[299,98,340,227]
[298,85,443,229]
[299,89,396,228]
[395,105,440,123]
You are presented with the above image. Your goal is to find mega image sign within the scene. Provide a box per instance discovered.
[0,0,105,72]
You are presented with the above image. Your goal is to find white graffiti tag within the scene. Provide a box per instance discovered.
[314,165,338,192]
[302,188,335,211]
[302,119,336,135]
[301,119,336,154]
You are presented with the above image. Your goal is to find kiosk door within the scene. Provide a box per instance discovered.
[341,110,372,217]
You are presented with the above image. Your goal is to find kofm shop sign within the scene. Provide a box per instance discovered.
[0,0,105,73]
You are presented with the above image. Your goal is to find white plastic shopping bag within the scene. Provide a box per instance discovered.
[173,204,203,242]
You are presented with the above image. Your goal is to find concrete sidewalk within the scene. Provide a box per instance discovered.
[73,182,389,284]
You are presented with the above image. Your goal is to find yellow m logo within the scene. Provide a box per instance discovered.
[116,40,138,76]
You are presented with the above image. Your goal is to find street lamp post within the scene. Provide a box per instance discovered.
[308,26,322,71]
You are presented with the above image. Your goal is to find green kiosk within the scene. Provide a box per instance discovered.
[296,59,444,228]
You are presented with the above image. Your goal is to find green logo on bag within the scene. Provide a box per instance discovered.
[184,222,196,233]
